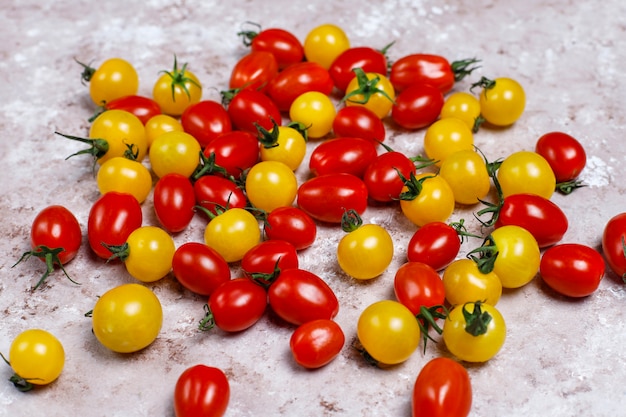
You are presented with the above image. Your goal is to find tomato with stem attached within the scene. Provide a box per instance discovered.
[535,131,586,194]
[193,174,248,218]
[289,91,336,139]
[290,319,345,369]
[174,365,230,417]
[442,259,502,306]
[238,23,304,69]
[76,57,139,106]
[309,136,378,178]
[202,131,260,180]
[225,88,281,135]
[412,357,472,417]
[343,69,396,119]
[266,61,334,111]
[89,94,162,125]
[257,121,307,171]
[241,240,299,278]
[394,261,445,315]
[390,54,480,94]
[203,207,261,263]
[406,221,470,271]
[180,100,232,148]
[471,76,525,127]
[399,173,455,227]
[496,151,556,199]
[329,45,390,92]
[153,56,202,116]
[228,50,278,92]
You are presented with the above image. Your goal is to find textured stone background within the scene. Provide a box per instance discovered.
[1,0,626,416]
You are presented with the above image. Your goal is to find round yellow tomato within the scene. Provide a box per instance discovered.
[89,109,148,164]
[496,150,556,199]
[423,118,474,166]
[80,57,139,106]
[440,92,481,131]
[149,131,201,178]
[152,57,202,116]
[289,91,336,139]
[122,226,176,282]
[204,208,261,263]
[442,259,502,306]
[474,76,525,126]
[259,125,307,170]
[144,114,183,147]
[344,71,396,119]
[399,173,455,227]
[303,24,350,69]
[337,222,394,280]
[245,160,298,212]
[439,149,491,205]
[8,329,64,387]
[96,156,153,203]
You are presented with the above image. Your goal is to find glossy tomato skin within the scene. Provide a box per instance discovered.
[391,82,444,130]
[535,131,587,183]
[540,243,605,297]
[103,95,161,125]
[153,173,195,233]
[181,100,232,148]
[290,319,345,369]
[495,193,568,248]
[406,222,461,270]
[309,137,378,178]
[264,206,317,250]
[363,151,417,203]
[174,364,230,417]
[394,261,445,315]
[602,212,626,279]
[268,268,339,325]
[266,61,334,111]
[208,278,268,332]
[412,357,472,417]
[297,173,368,223]
[193,175,248,218]
[227,88,281,134]
[88,192,142,259]
[248,28,304,69]
[30,205,82,265]
[203,131,260,179]
[172,242,231,296]
[332,106,386,144]
[328,46,388,92]
[390,54,456,94]
[241,240,299,277]
[229,50,278,92]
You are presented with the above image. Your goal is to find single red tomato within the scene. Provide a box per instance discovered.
[540,243,605,297]
[309,136,378,178]
[328,46,388,92]
[88,192,142,259]
[332,106,386,144]
[394,261,446,315]
[240,26,304,69]
[268,268,339,325]
[96,94,162,124]
[266,61,334,111]
[362,150,418,203]
[202,131,260,179]
[226,88,281,135]
[205,277,268,332]
[290,319,345,369]
[412,357,472,417]
[193,175,248,218]
[406,222,462,270]
[297,173,368,223]
[602,212,626,280]
[391,82,444,130]
[535,131,587,183]
[390,54,479,94]
[241,240,299,277]
[264,206,317,250]
[180,100,232,148]
[153,173,196,233]
[229,50,278,92]
[174,364,230,417]
[172,242,231,296]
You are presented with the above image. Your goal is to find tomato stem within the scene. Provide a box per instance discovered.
[450,58,481,82]
[101,242,131,263]
[159,55,201,102]
[74,58,96,84]
[237,21,262,47]
[466,235,499,274]
[415,305,448,353]
[556,179,585,195]
[55,131,109,162]
[450,219,483,242]
[192,151,234,182]
[340,209,363,233]
[341,68,396,105]
[255,118,281,149]
[396,171,435,201]
[12,245,80,290]
[470,76,496,97]
[198,304,216,331]
[462,301,492,337]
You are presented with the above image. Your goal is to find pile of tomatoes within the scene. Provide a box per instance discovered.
[4,21,625,417]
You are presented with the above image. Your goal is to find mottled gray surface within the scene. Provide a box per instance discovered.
[1,0,626,416]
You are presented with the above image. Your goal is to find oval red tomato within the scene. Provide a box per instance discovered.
[174,364,230,417]
[193,175,248,218]
[100,94,162,124]
[390,54,478,94]
[263,206,317,250]
[206,277,268,332]
[266,61,334,111]
[290,319,345,369]
[394,261,446,315]
[202,131,260,179]
[153,173,195,233]
[241,240,299,277]
[363,150,417,203]
[309,136,378,178]
[328,46,388,92]
[297,173,368,223]
[226,88,281,135]
[332,106,386,144]
[412,357,472,417]
[245,27,304,69]
[535,131,586,183]
[172,242,231,296]
[406,222,462,270]
[602,212,626,280]
[29,205,82,265]
[229,50,278,92]
[540,243,605,297]
[180,100,232,148]
[391,82,444,130]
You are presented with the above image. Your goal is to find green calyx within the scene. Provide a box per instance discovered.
[416,305,448,353]
[449,219,483,242]
[198,304,216,331]
[470,76,496,98]
[12,245,79,290]
[450,58,481,82]
[102,242,131,263]
[0,352,36,392]
[74,58,96,83]
[466,235,499,274]
[255,118,281,149]
[237,21,262,47]
[56,131,109,162]
[462,301,492,337]
[160,55,200,102]
[340,209,364,233]
[556,179,585,195]
[341,68,395,106]
[191,151,232,182]
[396,171,436,201]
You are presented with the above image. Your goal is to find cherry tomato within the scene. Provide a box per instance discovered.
[332,106,386,144]
[174,365,230,417]
[205,278,268,332]
[95,95,162,125]
[227,88,282,135]
[149,130,201,178]
[245,160,298,212]
[180,100,232,148]
[258,123,307,171]
[602,212,626,280]
[309,137,378,178]
[266,61,334,111]
[390,54,479,94]
[303,23,350,70]
[290,319,345,369]
[96,156,153,204]
[153,57,202,116]
[8,329,65,389]
[241,240,299,277]
[77,57,139,105]
[344,70,396,119]
[540,243,605,297]
[472,76,525,127]
[88,192,142,259]
[391,82,444,130]
[239,25,304,69]
[363,150,418,203]
[357,300,421,365]
[412,357,472,417]
[203,131,260,179]
[91,283,163,353]
[289,91,336,139]
[297,173,368,223]
[442,259,502,306]
[439,149,491,205]
[440,92,481,131]
[145,114,184,147]
[263,206,317,250]
[267,268,339,326]
[406,221,462,271]
[535,131,587,183]
[153,173,196,233]
[423,118,474,166]
[204,208,261,263]
[399,173,455,227]
[393,261,446,315]
[228,50,278,92]
[172,242,231,297]
[329,46,388,92]
[193,175,248,218]
[442,301,506,363]
[496,151,556,199]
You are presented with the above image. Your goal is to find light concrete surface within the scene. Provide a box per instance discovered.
[1,0,626,416]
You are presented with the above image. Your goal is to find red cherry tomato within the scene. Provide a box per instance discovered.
[241,240,299,277]
[290,319,345,369]
[181,100,232,148]
[202,131,260,179]
[328,46,388,92]
[297,173,368,223]
[406,222,462,270]
[241,26,304,69]
[266,61,334,111]
[99,95,162,124]
[29,205,81,265]
[267,268,339,325]
[602,212,626,280]
[229,50,278,92]
[174,364,230,417]
[226,88,281,135]
[535,131,587,183]
[394,261,446,315]
[193,175,248,218]
[412,357,472,417]
[153,173,195,233]
[391,82,444,130]
[206,277,268,332]
[332,106,386,144]
[390,54,479,94]
[264,206,317,250]
[88,192,142,259]
[363,150,417,203]
[309,137,378,178]
[172,242,231,296]
[540,243,605,297]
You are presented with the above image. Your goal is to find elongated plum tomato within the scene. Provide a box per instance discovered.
[266,61,334,111]
[241,240,299,277]
[390,54,479,94]
[363,150,417,203]
[602,212,626,279]
[539,243,605,297]
[172,242,231,297]
[193,175,248,218]
[406,222,461,271]
[153,173,196,233]
[228,50,278,92]
[290,319,345,369]
[227,88,281,135]
[297,173,368,223]
[100,95,162,125]
[391,82,444,130]
[174,364,230,417]
[207,278,267,332]
[203,131,260,179]
[393,261,445,315]
[412,357,472,417]
[309,136,378,178]
[263,206,317,250]
[332,106,386,144]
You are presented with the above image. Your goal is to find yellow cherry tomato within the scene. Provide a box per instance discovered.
[204,208,261,263]
[145,114,183,147]
[303,23,350,69]
[440,91,481,131]
[439,149,491,205]
[152,57,202,116]
[442,259,502,306]
[259,125,307,170]
[344,71,396,119]
[91,283,163,353]
[149,131,201,178]
[117,226,176,282]
[473,76,525,126]
[423,118,474,166]
[245,160,298,212]
[399,173,455,227]
[289,91,336,139]
[89,109,148,164]
[496,150,556,199]
[96,156,153,203]
[8,329,64,387]
[78,57,139,106]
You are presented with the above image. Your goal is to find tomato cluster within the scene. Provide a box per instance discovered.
[5,20,617,417]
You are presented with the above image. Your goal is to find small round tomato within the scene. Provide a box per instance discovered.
[332,106,386,144]
[245,160,298,212]
[91,283,163,353]
[363,150,418,203]
[442,259,502,306]
[406,221,462,271]
[78,57,139,105]
[290,319,345,369]
[266,61,334,112]
[96,156,153,204]
[204,208,261,263]
[203,131,260,179]
[423,118,474,166]
[228,50,278,92]
[258,124,307,171]
[439,149,491,205]
[602,212,626,280]
[28,204,82,267]
[153,173,196,233]
[153,57,202,116]
[97,95,162,125]
[391,82,444,130]
[180,100,232,148]
[149,131,201,178]
[357,300,421,365]
[535,131,587,183]
[297,173,368,223]
[472,76,525,127]
[540,243,605,297]
[496,151,556,199]
[8,329,65,389]
[329,46,388,92]
[289,91,336,139]
[205,278,268,332]
[440,92,481,131]
[393,261,445,315]
[344,70,396,119]
[145,114,184,147]
[399,174,455,227]
[241,240,299,277]
[174,365,230,417]
[303,24,350,70]
[263,206,317,250]
[193,175,248,218]
[226,88,281,135]
[86,109,148,164]
[309,136,378,178]
[442,301,506,363]
[240,25,304,69]
[172,242,231,297]
[412,357,472,417]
